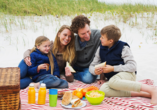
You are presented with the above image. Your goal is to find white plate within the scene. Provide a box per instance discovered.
[60,100,86,109]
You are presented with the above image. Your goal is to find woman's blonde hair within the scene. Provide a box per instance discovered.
[52,25,75,64]
[31,36,54,75]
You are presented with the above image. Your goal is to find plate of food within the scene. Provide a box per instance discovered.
[60,91,86,109]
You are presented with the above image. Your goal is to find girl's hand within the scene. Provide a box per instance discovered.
[38,64,47,71]
[94,67,103,75]
[102,65,114,73]
[65,67,72,76]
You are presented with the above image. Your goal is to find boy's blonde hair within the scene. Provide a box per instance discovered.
[101,25,121,43]
[52,25,75,64]
[31,36,54,75]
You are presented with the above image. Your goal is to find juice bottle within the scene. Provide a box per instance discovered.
[38,83,46,105]
[28,83,36,104]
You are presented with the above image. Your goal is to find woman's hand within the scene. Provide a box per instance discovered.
[24,57,32,66]
[65,67,72,76]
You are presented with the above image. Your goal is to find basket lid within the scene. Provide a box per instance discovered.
[0,67,20,94]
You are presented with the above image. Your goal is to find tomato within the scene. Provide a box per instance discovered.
[82,88,88,96]
[87,86,99,91]
[83,86,99,96]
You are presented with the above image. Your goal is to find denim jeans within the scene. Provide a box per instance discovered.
[35,74,68,88]
[18,60,32,89]
[73,66,97,84]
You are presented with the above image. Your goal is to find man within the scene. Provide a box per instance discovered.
[70,15,101,83]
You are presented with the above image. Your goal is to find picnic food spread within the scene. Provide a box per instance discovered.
[28,85,101,108]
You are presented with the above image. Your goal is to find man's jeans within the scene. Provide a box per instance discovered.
[73,66,97,84]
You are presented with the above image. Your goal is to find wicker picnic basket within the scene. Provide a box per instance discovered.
[0,67,21,110]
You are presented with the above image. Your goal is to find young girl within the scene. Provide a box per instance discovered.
[28,36,68,89]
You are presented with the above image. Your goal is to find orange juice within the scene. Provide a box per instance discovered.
[28,83,36,104]
[38,83,46,105]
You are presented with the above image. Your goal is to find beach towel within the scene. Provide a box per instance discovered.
[20,78,157,110]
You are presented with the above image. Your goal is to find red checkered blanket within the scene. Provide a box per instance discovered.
[20,79,157,110]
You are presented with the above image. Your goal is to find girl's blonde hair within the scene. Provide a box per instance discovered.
[31,36,54,75]
[52,25,75,64]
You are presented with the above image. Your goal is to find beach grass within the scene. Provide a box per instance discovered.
[0,0,157,16]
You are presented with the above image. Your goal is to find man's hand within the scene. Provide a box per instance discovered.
[102,65,114,73]
[94,67,103,75]
[24,57,32,66]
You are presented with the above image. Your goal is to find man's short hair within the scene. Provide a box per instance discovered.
[70,15,90,34]
[101,25,121,42]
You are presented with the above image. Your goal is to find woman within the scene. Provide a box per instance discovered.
[19,25,75,89]
[52,25,75,82]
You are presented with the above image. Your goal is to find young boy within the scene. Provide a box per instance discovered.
[89,25,157,105]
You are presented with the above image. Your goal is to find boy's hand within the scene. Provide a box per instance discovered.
[94,67,103,75]
[103,65,114,73]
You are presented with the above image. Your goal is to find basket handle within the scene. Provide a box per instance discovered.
[0,95,15,110]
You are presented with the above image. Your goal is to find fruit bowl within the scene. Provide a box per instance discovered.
[85,90,105,105]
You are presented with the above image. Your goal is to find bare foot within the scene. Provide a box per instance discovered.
[151,87,157,105]
[65,67,72,76]
[97,79,105,85]
[30,82,40,89]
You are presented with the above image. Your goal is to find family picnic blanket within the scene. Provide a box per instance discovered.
[20,78,157,110]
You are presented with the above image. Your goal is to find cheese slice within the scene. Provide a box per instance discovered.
[66,62,76,73]
[95,62,106,68]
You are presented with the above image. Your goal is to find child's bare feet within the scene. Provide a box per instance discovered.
[97,79,105,85]
[151,87,157,105]
[65,67,72,76]
[30,82,40,89]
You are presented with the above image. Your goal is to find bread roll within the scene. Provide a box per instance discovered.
[61,91,72,105]
[44,63,49,71]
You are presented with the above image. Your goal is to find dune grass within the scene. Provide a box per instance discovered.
[0,0,157,16]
